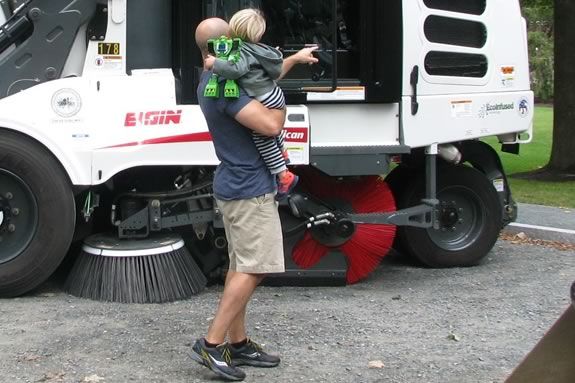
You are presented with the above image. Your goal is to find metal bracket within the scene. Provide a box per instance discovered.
[149,199,161,231]
[87,2,107,41]
[118,199,215,239]
[350,201,437,228]
[425,144,439,229]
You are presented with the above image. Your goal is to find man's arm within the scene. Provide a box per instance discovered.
[234,100,285,137]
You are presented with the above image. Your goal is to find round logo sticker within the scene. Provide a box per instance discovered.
[518,98,529,118]
[51,89,82,118]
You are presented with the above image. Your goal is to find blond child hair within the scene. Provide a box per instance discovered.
[229,8,266,43]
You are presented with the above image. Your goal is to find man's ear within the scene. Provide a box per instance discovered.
[207,40,216,55]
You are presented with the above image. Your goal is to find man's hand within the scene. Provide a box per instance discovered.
[204,55,216,70]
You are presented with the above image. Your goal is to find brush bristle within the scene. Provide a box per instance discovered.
[292,169,396,284]
[65,246,207,303]
[292,232,329,269]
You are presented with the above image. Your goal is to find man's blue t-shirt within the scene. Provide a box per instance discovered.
[198,71,276,200]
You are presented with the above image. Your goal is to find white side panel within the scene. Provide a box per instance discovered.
[89,70,310,183]
[307,104,400,147]
[0,78,95,185]
[91,105,219,184]
[0,70,311,186]
[402,91,534,148]
[87,70,215,184]
[403,0,530,96]
[401,0,533,148]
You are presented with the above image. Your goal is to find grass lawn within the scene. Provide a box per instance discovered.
[484,105,574,208]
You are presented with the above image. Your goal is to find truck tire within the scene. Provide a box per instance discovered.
[398,164,502,267]
[0,131,75,297]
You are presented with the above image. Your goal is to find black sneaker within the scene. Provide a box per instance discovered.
[189,338,246,381]
[229,339,281,368]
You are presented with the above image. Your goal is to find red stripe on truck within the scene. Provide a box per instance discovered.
[102,132,213,149]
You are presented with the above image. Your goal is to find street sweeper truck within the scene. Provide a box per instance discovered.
[0,0,533,299]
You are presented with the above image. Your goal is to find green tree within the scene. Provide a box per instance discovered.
[517,0,575,178]
[549,0,575,174]
[522,0,554,102]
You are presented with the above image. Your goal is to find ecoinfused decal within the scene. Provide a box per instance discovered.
[478,101,515,119]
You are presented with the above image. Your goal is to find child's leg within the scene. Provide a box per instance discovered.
[255,87,297,200]
[253,130,297,200]
[276,131,289,164]
[259,86,286,110]
[252,132,287,175]
[277,130,285,148]
[254,87,289,174]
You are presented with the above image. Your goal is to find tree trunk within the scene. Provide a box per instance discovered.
[549,0,575,173]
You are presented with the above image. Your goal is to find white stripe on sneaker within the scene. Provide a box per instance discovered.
[208,354,229,367]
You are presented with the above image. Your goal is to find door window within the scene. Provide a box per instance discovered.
[176,0,403,104]
[204,0,360,82]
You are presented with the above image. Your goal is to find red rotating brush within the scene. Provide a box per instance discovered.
[292,168,396,284]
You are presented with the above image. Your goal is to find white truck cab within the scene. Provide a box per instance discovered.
[0,0,533,297]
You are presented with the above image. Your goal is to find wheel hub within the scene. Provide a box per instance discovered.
[438,202,462,231]
[0,198,5,229]
[0,195,11,232]
[428,191,483,252]
[310,212,356,247]
[0,169,39,264]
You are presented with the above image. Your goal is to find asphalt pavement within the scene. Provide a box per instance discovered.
[504,203,575,244]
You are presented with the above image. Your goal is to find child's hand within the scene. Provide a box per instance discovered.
[293,46,319,65]
[204,55,216,70]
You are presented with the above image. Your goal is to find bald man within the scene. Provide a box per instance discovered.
[189,18,317,381]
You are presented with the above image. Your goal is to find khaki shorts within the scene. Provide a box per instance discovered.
[216,193,285,274]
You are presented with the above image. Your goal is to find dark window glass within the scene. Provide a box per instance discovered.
[204,0,360,81]
[423,0,486,15]
[424,16,486,48]
[425,51,488,77]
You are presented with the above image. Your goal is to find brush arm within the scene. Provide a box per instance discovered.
[287,191,437,229]
[349,201,437,228]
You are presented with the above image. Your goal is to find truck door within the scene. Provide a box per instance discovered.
[401,0,532,148]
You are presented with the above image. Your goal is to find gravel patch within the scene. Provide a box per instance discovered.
[1,240,573,383]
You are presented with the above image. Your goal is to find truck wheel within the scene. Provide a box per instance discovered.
[398,165,502,267]
[0,131,75,297]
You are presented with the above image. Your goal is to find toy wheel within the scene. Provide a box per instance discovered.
[0,131,76,297]
[398,164,502,267]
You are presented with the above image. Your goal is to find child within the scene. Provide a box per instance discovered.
[204,8,297,201]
